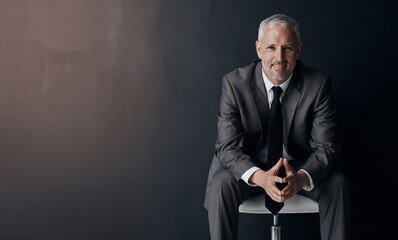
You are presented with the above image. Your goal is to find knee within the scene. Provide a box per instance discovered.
[330,171,351,191]
[209,170,241,202]
[321,171,351,199]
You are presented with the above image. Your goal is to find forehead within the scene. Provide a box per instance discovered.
[261,25,298,45]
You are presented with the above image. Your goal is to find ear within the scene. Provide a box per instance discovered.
[296,42,303,58]
[255,41,262,59]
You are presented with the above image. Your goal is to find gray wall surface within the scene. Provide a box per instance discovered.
[0,0,396,239]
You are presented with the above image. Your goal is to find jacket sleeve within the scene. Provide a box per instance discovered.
[301,77,341,187]
[215,75,257,181]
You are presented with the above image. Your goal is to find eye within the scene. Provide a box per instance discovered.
[266,46,276,50]
[283,46,294,51]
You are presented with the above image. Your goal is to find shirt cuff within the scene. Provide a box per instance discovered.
[298,169,314,191]
[241,167,261,187]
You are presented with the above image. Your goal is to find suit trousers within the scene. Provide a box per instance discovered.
[206,167,351,240]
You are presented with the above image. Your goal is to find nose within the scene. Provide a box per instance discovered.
[275,47,284,62]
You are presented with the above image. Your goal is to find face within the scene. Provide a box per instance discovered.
[256,25,302,85]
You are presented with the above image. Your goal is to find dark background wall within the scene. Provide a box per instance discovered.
[0,0,396,239]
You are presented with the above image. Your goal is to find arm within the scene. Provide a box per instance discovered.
[301,77,341,186]
[275,76,339,200]
[215,76,256,181]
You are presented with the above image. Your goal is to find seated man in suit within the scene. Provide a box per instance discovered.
[204,14,351,240]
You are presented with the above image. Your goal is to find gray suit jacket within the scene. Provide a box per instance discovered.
[205,60,340,208]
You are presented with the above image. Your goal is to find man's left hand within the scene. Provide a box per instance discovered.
[281,158,310,201]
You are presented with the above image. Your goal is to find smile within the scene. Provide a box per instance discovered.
[272,63,287,71]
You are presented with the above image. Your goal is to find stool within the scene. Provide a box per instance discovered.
[239,193,319,240]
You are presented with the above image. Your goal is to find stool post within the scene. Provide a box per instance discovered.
[271,214,281,240]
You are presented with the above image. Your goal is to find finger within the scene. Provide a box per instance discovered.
[281,182,293,196]
[282,180,301,200]
[268,192,281,203]
[281,184,295,201]
[283,175,293,183]
[283,158,294,173]
[265,186,280,202]
[272,158,284,169]
[270,158,284,174]
[281,191,294,202]
[268,187,283,202]
[282,189,295,202]
[267,182,283,199]
[270,175,284,184]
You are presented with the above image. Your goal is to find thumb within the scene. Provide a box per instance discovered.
[283,158,294,173]
[271,158,284,174]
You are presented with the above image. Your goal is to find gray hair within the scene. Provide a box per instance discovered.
[258,14,301,44]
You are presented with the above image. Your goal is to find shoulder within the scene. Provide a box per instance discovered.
[292,61,334,101]
[296,60,330,84]
[223,60,261,87]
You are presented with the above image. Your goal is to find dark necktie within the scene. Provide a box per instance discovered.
[265,86,287,215]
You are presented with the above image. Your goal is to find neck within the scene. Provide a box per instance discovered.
[262,67,291,86]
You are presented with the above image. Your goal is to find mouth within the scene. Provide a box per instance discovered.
[271,62,288,71]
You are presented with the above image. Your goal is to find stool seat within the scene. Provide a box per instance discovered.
[239,193,319,214]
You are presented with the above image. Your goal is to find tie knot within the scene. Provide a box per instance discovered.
[272,86,283,99]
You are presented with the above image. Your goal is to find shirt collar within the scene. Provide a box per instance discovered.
[262,70,292,93]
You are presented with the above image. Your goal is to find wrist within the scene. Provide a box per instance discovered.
[297,171,310,188]
[248,169,264,185]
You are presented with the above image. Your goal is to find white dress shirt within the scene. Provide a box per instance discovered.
[240,70,314,191]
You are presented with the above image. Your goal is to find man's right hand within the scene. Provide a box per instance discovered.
[248,158,284,202]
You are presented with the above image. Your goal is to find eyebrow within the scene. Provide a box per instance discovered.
[265,43,295,48]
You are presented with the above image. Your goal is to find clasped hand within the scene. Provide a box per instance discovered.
[249,158,309,203]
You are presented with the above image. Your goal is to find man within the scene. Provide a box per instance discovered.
[204,14,351,240]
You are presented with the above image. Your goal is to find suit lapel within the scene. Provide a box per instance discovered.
[251,61,269,152]
[250,60,303,152]
[282,64,303,147]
